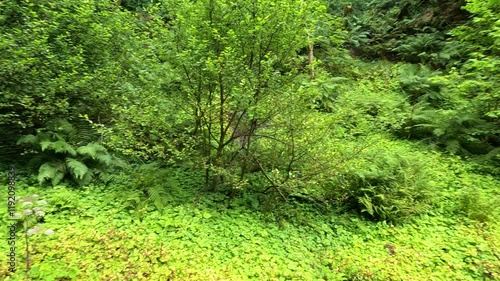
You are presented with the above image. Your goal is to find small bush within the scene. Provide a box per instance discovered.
[17,119,123,186]
[457,177,500,223]
[327,139,434,223]
[104,163,193,214]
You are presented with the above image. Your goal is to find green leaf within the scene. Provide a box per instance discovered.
[38,161,66,185]
[51,170,65,186]
[95,152,112,166]
[77,142,107,159]
[53,140,77,156]
[40,140,54,152]
[17,134,37,145]
[38,163,58,184]
[66,158,89,180]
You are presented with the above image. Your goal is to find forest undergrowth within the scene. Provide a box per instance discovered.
[1,0,499,280]
[2,67,499,280]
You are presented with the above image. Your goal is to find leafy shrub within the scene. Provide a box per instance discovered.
[45,186,82,215]
[394,62,499,157]
[405,108,496,155]
[327,139,434,222]
[459,188,496,222]
[333,0,468,64]
[392,30,462,67]
[0,0,161,131]
[393,0,500,160]
[105,163,189,214]
[454,172,500,223]
[398,64,444,106]
[17,119,122,186]
[330,70,409,134]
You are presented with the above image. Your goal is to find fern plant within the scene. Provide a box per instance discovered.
[398,64,444,106]
[332,146,433,223]
[17,119,122,186]
[105,163,183,214]
[402,105,497,155]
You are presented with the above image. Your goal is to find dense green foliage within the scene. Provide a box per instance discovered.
[323,0,500,163]
[1,0,499,279]
[0,0,163,162]
[0,169,499,280]
[329,0,468,64]
[16,119,123,186]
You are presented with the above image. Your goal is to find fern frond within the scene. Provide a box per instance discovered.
[38,163,57,184]
[145,184,167,211]
[445,139,461,154]
[52,140,77,156]
[77,145,96,158]
[112,157,128,169]
[40,140,54,152]
[66,158,89,180]
[68,118,99,145]
[77,169,94,186]
[38,161,66,185]
[51,170,65,186]
[47,119,74,135]
[77,142,107,159]
[483,147,500,160]
[125,192,143,209]
[95,152,112,166]
[17,134,38,145]
[98,172,114,184]
[359,195,374,216]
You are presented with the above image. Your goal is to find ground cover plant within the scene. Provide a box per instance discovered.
[0,160,498,280]
[1,0,499,280]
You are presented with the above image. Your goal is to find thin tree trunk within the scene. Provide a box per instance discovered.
[308,34,314,80]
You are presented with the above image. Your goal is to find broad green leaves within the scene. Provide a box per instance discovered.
[0,179,498,280]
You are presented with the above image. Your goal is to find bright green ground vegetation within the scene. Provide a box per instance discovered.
[0,163,499,280]
[1,0,499,280]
